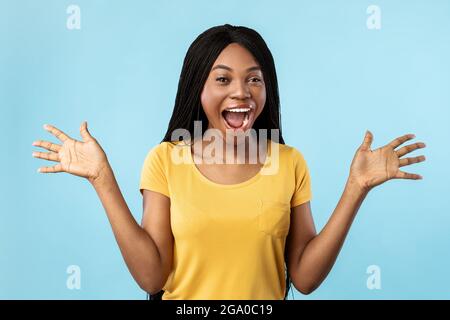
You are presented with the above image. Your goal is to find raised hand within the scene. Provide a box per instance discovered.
[32,122,109,183]
[348,131,426,192]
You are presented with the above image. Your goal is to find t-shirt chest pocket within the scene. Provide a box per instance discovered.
[257,200,291,238]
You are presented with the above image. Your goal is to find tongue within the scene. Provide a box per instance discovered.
[223,111,245,128]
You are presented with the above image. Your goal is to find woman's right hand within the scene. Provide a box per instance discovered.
[32,121,110,184]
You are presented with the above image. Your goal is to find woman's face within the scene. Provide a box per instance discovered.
[200,43,266,139]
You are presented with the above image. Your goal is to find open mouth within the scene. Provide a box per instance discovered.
[221,105,255,131]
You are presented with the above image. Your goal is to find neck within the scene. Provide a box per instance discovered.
[192,133,268,165]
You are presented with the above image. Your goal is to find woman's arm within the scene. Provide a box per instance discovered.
[287,131,426,294]
[32,122,171,293]
[90,166,171,294]
[287,180,367,294]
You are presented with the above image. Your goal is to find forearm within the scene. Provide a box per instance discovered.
[295,179,368,293]
[90,163,164,293]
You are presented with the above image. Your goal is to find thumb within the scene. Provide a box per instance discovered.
[80,121,94,142]
[360,130,373,151]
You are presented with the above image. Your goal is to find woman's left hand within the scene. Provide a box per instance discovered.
[348,131,426,192]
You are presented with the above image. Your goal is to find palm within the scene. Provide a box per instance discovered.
[349,131,426,191]
[32,122,108,181]
[58,139,106,178]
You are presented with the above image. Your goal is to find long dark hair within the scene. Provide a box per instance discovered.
[153,24,292,300]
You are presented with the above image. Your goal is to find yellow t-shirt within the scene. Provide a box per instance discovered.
[139,139,312,300]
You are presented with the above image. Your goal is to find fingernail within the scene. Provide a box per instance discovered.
[411,134,416,138]
[32,152,36,157]
[37,168,41,173]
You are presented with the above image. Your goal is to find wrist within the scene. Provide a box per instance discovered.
[346,176,371,196]
[89,162,114,188]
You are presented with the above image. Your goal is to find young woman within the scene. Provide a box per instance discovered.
[32,24,426,300]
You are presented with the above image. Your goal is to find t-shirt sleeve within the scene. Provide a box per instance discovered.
[139,143,170,198]
[290,148,312,208]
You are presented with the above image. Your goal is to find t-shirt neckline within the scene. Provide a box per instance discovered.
[186,138,272,189]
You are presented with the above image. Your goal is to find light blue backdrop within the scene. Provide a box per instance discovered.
[1,0,449,299]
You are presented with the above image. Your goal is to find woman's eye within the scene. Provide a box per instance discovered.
[216,77,229,83]
[249,77,262,83]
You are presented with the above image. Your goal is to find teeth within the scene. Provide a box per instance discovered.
[226,108,251,113]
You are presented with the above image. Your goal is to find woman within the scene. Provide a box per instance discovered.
[31,24,426,300]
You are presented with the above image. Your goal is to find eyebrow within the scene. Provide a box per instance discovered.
[211,64,261,72]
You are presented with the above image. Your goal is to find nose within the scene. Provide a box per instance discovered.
[230,80,251,100]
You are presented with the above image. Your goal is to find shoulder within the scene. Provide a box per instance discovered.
[144,140,185,157]
[142,141,171,166]
[142,140,190,167]
[272,141,307,165]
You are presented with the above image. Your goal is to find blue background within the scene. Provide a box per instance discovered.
[1,0,449,299]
